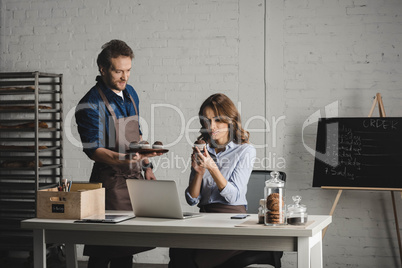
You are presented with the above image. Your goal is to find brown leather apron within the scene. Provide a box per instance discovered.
[84,87,152,258]
[90,86,143,210]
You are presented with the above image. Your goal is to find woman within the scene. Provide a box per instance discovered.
[169,93,256,268]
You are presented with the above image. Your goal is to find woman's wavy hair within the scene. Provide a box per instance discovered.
[198,93,250,146]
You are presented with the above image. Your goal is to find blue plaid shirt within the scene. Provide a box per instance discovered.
[75,76,141,158]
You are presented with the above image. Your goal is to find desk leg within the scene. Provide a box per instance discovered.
[297,236,310,268]
[33,229,46,268]
[297,231,323,268]
[310,232,323,268]
[65,243,78,268]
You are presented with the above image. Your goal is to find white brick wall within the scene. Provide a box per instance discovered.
[1,0,402,267]
[272,0,402,267]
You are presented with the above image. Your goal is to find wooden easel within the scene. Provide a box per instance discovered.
[322,93,402,266]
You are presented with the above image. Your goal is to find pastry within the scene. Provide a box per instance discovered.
[152,141,164,149]
[0,161,25,168]
[267,193,280,201]
[129,140,152,150]
[0,121,48,129]
[129,141,141,150]
[0,86,35,91]
[266,192,285,224]
[0,105,51,110]
[0,160,43,168]
[27,160,43,168]
[194,139,206,151]
[0,145,48,150]
[267,199,281,211]
[138,140,151,149]
[267,211,284,224]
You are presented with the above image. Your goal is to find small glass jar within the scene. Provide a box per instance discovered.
[287,195,308,225]
[264,171,286,225]
[257,199,265,224]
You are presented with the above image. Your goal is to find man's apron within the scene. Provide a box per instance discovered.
[91,86,143,210]
[84,87,152,257]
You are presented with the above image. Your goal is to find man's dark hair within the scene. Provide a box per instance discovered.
[97,39,134,72]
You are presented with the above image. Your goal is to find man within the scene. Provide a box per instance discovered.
[75,39,158,268]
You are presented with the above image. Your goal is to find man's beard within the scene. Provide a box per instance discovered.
[105,76,126,91]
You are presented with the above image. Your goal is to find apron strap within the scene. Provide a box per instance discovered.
[128,94,139,115]
[97,87,120,151]
[97,86,118,122]
[97,86,139,120]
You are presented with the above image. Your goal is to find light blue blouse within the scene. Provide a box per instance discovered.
[185,141,256,208]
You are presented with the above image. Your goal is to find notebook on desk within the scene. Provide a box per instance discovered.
[126,179,201,219]
[76,214,135,223]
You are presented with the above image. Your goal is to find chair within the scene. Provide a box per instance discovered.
[216,170,286,268]
[246,170,286,214]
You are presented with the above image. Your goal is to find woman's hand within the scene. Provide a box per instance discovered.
[188,146,207,199]
[191,148,205,174]
[193,146,227,192]
[192,146,217,172]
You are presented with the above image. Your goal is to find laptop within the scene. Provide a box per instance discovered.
[126,179,201,219]
[75,214,135,223]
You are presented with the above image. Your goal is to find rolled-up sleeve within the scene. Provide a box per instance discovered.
[185,169,201,206]
[75,100,106,158]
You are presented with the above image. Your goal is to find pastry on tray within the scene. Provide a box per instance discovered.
[139,140,151,149]
[129,140,151,150]
[128,140,168,154]
[152,141,164,149]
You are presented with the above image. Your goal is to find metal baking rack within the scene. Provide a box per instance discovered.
[0,72,63,253]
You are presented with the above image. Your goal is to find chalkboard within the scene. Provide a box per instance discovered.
[313,117,402,189]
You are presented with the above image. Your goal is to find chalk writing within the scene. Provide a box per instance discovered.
[313,117,402,189]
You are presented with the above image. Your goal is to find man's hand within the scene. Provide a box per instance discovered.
[144,168,156,180]
[91,148,163,170]
[92,148,144,166]
[140,152,164,158]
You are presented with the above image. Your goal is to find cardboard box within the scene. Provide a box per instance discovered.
[37,183,105,219]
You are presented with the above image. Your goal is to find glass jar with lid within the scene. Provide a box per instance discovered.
[258,199,265,224]
[264,171,286,225]
[287,195,308,225]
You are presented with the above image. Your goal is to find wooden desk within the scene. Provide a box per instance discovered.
[21,213,331,268]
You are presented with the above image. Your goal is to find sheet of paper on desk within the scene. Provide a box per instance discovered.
[74,214,135,223]
[235,219,315,228]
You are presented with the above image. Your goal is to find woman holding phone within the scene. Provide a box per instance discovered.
[169,93,256,268]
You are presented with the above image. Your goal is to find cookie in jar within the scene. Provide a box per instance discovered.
[264,171,286,225]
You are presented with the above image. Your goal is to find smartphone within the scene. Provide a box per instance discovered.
[230,214,249,219]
